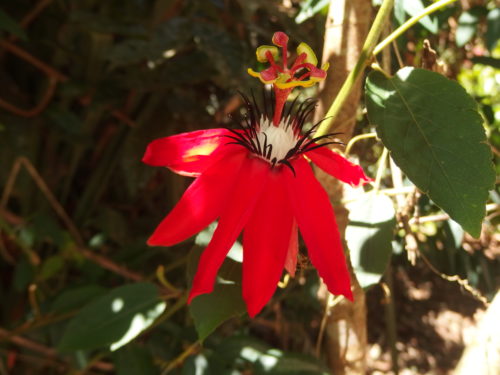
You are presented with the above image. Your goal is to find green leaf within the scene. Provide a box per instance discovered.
[212,335,329,374]
[112,344,159,375]
[346,193,396,288]
[456,9,480,47]
[486,7,500,51]
[51,285,108,313]
[39,256,65,281]
[365,67,495,238]
[58,283,166,351]
[0,9,27,40]
[189,283,246,341]
[396,0,438,34]
[183,354,209,375]
[295,0,329,24]
[187,224,245,340]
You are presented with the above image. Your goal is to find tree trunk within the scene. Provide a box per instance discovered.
[454,291,500,375]
[314,1,372,374]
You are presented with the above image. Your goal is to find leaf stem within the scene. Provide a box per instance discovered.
[373,0,458,56]
[315,0,394,138]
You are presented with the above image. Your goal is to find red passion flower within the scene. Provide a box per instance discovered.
[143,31,371,317]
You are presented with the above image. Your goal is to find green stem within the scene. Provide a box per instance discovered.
[315,0,394,138]
[345,132,377,156]
[373,147,389,192]
[373,0,458,56]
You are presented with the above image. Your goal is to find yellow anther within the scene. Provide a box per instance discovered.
[296,43,318,65]
[256,45,279,63]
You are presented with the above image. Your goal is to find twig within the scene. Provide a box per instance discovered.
[0,207,24,225]
[389,158,419,264]
[161,341,200,374]
[0,347,63,373]
[1,157,146,282]
[0,76,58,117]
[2,157,83,245]
[110,109,138,128]
[0,40,67,81]
[409,203,499,225]
[417,250,490,307]
[19,0,54,29]
[28,284,41,318]
[0,29,62,118]
[0,327,113,372]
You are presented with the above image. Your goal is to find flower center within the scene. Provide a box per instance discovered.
[256,116,297,162]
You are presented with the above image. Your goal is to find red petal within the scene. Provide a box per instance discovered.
[284,157,353,300]
[142,128,232,176]
[242,170,293,317]
[147,149,247,246]
[306,146,372,187]
[188,157,271,304]
[284,220,298,277]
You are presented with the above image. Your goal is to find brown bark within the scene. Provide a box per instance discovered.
[314,1,372,374]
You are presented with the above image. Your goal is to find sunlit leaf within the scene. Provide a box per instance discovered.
[486,7,500,51]
[395,0,438,34]
[365,67,495,238]
[183,354,210,375]
[346,193,396,288]
[211,335,329,374]
[456,9,481,47]
[58,283,166,351]
[295,0,329,24]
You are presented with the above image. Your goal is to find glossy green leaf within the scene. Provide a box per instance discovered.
[58,283,166,351]
[189,283,246,341]
[365,67,495,238]
[346,193,396,288]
